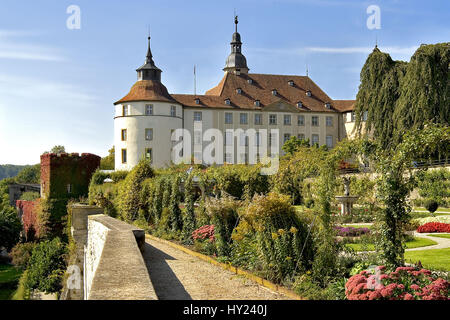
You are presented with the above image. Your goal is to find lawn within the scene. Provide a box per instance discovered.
[346,237,437,252]
[405,248,450,271]
[0,264,22,300]
[428,234,450,239]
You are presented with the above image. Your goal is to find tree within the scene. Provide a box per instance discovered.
[100,147,115,170]
[0,207,22,251]
[182,174,196,244]
[15,164,40,184]
[282,136,310,155]
[354,43,449,149]
[44,145,66,155]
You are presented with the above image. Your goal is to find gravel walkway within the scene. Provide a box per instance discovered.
[142,238,292,300]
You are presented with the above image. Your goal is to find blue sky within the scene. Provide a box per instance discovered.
[0,0,448,165]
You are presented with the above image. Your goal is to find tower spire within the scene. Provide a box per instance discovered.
[223,15,249,74]
[136,34,162,81]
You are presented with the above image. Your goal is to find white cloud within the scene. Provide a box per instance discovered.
[0,29,65,62]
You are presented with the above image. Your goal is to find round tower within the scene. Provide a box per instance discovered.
[113,36,182,170]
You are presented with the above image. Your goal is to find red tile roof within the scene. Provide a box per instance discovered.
[333,100,356,112]
[114,80,175,105]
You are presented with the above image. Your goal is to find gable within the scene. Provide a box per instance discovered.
[262,100,300,113]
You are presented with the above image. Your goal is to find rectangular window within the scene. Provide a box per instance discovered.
[145,104,153,115]
[284,115,291,125]
[298,133,305,141]
[326,135,333,149]
[67,184,72,194]
[171,105,176,117]
[363,111,368,121]
[283,133,291,143]
[312,116,319,126]
[225,131,233,146]
[269,114,277,125]
[240,113,248,125]
[326,116,333,127]
[225,112,233,124]
[122,105,129,116]
[254,114,262,125]
[194,111,202,121]
[312,134,319,146]
[194,151,202,162]
[145,128,153,141]
[145,148,152,162]
[351,111,355,122]
[121,149,127,163]
[121,129,127,141]
[298,115,305,126]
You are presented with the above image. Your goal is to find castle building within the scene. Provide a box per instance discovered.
[114,18,357,170]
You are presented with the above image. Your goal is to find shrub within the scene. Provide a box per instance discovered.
[304,198,315,208]
[25,238,68,294]
[181,174,196,244]
[0,207,22,251]
[10,242,37,269]
[118,159,154,222]
[417,168,450,207]
[110,170,128,183]
[424,199,439,214]
[345,266,449,300]
[417,222,450,233]
[335,226,370,237]
[204,195,240,257]
[19,192,40,201]
[239,192,315,283]
[168,176,182,232]
[90,170,110,185]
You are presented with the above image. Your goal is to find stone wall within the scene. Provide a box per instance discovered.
[65,204,156,300]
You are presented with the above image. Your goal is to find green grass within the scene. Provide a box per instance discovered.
[428,234,450,239]
[346,237,437,252]
[0,264,22,300]
[342,224,373,229]
[405,248,450,271]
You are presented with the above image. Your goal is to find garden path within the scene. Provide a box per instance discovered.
[407,232,450,251]
[142,238,292,300]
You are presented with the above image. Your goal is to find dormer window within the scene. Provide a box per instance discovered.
[195,98,200,105]
[235,69,241,76]
[288,80,294,87]
[225,98,231,105]
[236,88,242,94]
[306,90,312,97]
[254,100,260,107]
[272,89,277,96]
[247,79,253,84]
[297,101,303,108]
[325,103,331,109]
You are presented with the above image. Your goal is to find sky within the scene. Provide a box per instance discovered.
[0,0,448,165]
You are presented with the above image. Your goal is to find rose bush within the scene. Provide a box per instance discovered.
[345,266,449,300]
[417,222,450,233]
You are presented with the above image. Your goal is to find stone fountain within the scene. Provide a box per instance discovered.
[335,177,359,215]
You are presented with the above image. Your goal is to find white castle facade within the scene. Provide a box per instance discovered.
[114,18,357,170]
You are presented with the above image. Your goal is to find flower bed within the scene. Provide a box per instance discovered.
[345,266,449,300]
[334,226,370,237]
[414,215,450,225]
[417,222,450,233]
[192,225,215,242]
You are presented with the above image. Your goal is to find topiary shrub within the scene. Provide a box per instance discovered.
[424,199,439,215]
[118,159,154,222]
[110,170,128,183]
[90,170,110,185]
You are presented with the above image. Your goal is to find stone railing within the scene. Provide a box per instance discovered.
[65,204,156,300]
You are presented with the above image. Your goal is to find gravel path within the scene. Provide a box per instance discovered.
[142,238,292,300]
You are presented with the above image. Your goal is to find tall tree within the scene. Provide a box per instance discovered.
[394,43,450,140]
